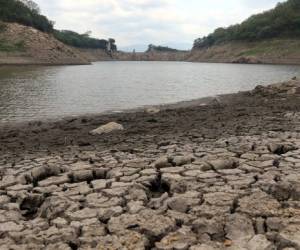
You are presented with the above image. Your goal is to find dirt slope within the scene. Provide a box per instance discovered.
[188,39,300,64]
[79,48,113,62]
[0,23,90,65]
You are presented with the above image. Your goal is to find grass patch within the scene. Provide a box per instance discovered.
[0,39,25,52]
[238,39,300,57]
[0,22,6,33]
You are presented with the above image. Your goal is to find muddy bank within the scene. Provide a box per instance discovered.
[0,80,300,249]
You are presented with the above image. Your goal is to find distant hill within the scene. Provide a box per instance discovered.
[119,42,192,52]
[193,0,300,49]
[146,44,180,52]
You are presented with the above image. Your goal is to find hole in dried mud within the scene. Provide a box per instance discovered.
[68,242,79,250]
[269,145,297,155]
[20,194,44,219]
[148,173,170,198]
[230,198,239,214]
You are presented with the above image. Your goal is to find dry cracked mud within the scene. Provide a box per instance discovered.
[0,79,300,249]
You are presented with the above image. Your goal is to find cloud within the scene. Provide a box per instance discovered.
[34,0,284,48]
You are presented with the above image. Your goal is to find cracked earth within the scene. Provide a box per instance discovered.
[0,80,300,249]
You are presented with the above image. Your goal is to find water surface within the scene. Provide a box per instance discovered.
[0,61,299,123]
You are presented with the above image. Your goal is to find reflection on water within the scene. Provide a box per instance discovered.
[0,61,299,123]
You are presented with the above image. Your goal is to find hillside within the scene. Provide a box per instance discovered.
[0,0,116,65]
[189,39,300,64]
[0,22,90,65]
[191,0,300,64]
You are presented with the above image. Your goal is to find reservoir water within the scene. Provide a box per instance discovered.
[0,61,299,123]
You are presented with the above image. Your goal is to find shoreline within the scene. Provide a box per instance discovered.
[0,94,219,128]
[2,57,300,67]
[0,80,300,249]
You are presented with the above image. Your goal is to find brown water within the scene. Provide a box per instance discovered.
[0,61,299,123]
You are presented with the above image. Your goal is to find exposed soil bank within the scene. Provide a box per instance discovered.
[0,79,300,249]
[0,23,115,66]
[189,39,300,65]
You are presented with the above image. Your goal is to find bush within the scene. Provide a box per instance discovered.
[0,22,6,33]
[0,39,25,52]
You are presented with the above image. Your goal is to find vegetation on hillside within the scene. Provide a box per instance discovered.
[0,0,54,32]
[0,39,25,52]
[0,21,25,52]
[0,0,117,50]
[54,30,116,50]
[146,44,179,52]
[193,0,300,49]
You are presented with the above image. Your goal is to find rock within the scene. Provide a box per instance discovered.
[31,165,62,183]
[172,155,194,166]
[167,192,202,213]
[96,230,149,250]
[98,206,123,221]
[66,208,97,221]
[146,107,160,114]
[203,192,237,207]
[39,196,73,220]
[155,226,197,250]
[108,210,176,238]
[246,234,275,250]
[38,175,70,187]
[192,217,225,240]
[225,214,255,241]
[70,170,93,182]
[266,217,283,231]
[190,244,221,250]
[154,156,172,168]
[127,201,144,214]
[0,222,24,232]
[46,243,72,250]
[51,217,68,229]
[208,158,237,170]
[279,224,300,248]
[238,190,281,217]
[91,179,108,191]
[89,122,124,135]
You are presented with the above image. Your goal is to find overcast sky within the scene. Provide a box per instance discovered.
[35,0,282,49]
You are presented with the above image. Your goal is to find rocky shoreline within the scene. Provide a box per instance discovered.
[0,79,300,249]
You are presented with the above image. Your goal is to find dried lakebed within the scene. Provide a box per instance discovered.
[0,80,300,249]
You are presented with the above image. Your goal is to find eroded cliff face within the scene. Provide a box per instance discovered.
[0,23,89,65]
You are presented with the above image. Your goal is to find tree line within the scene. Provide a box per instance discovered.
[0,0,53,32]
[53,30,117,50]
[193,0,300,49]
[0,0,117,50]
[146,44,179,52]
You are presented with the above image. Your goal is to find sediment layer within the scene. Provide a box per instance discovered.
[0,80,300,249]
